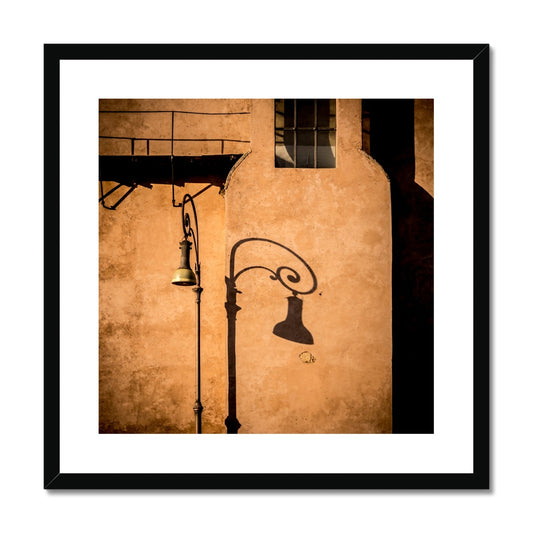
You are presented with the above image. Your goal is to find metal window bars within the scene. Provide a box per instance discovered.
[274,99,336,168]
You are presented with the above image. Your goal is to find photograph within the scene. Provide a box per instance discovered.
[98,97,434,436]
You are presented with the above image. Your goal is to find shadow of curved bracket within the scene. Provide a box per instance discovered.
[224,237,318,434]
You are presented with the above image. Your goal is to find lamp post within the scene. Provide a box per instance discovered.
[171,206,318,435]
[171,194,203,434]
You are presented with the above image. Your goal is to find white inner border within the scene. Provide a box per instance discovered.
[59,59,473,474]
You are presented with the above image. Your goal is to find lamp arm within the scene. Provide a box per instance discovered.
[181,194,200,282]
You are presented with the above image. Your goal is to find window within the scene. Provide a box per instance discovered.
[275,99,336,168]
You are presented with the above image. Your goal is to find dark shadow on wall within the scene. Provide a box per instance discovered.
[224,238,318,434]
[363,99,434,434]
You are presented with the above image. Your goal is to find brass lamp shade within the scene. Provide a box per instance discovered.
[171,267,197,286]
[172,238,197,286]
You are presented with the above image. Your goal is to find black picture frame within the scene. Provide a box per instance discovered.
[44,43,489,490]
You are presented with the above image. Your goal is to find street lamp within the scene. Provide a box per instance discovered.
[171,193,203,434]
[171,203,317,435]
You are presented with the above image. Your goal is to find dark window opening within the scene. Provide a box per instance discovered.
[275,99,336,168]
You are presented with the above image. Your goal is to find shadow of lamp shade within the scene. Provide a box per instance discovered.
[273,295,314,344]
[172,238,197,286]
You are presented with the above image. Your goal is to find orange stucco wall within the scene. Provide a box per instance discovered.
[224,100,392,433]
[99,98,392,434]
[99,99,246,433]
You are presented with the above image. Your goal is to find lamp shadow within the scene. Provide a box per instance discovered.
[272,295,314,344]
[224,238,318,434]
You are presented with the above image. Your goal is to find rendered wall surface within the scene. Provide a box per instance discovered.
[99,98,251,157]
[99,98,393,434]
[224,100,392,433]
[99,182,228,433]
[99,99,248,433]
[415,99,434,197]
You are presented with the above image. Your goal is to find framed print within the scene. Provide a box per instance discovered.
[44,44,489,489]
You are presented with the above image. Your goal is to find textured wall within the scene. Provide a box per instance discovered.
[414,99,434,197]
[99,99,248,433]
[224,100,392,433]
[99,183,228,433]
[99,98,393,434]
[99,98,251,157]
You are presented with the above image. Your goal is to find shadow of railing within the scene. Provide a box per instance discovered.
[99,108,251,209]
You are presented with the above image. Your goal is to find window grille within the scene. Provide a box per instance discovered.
[275,99,336,168]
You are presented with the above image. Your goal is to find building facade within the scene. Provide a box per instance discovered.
[99,98,433,434]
